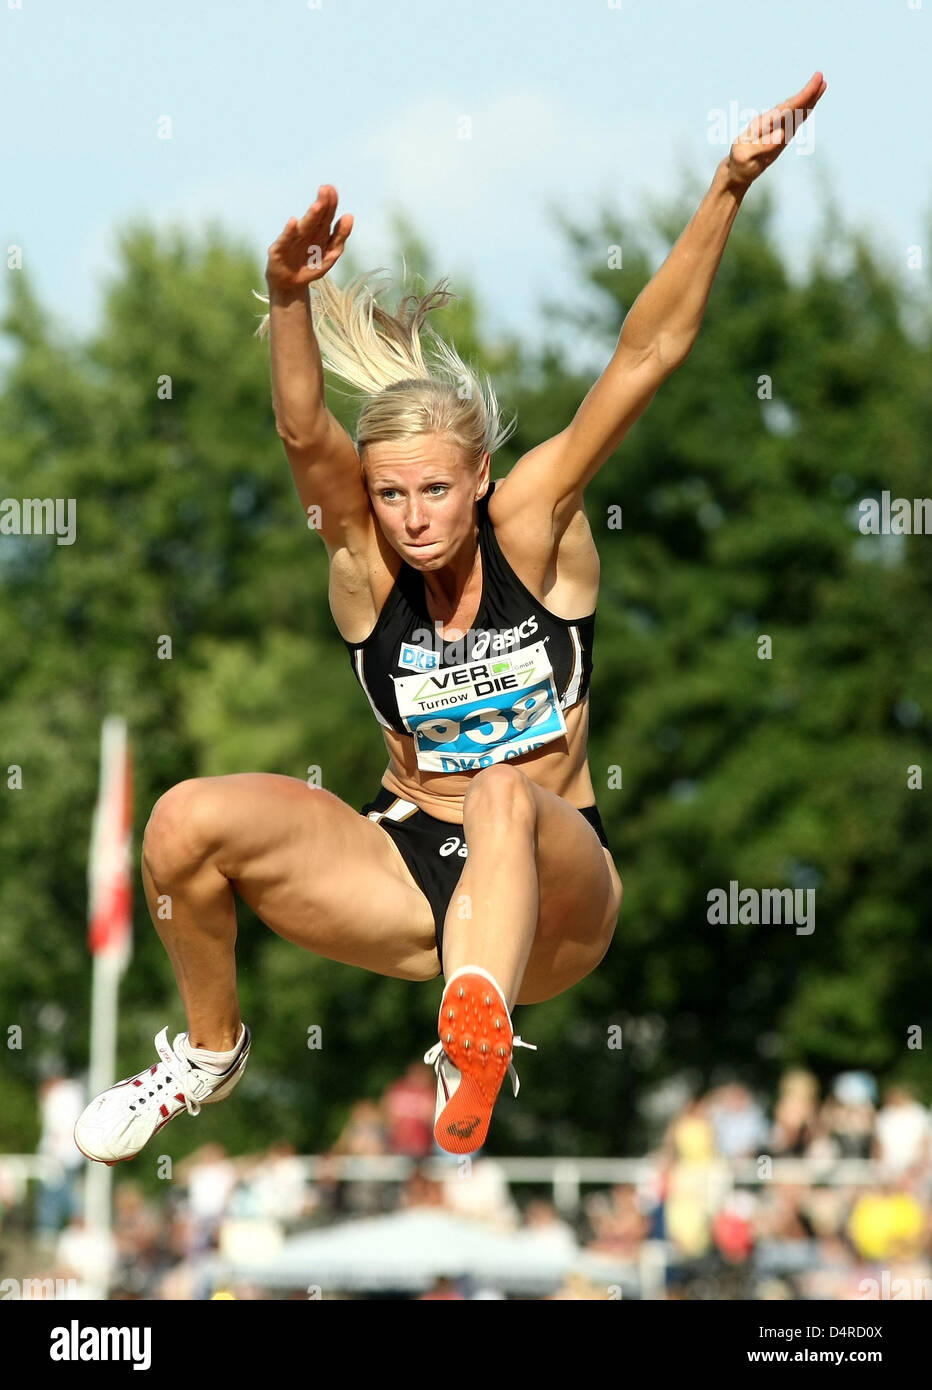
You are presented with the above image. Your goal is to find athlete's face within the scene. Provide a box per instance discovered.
[363,433,490,567]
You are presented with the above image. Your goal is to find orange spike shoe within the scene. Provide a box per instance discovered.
[423,966,537,1154]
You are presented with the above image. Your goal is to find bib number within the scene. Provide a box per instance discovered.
[394,641,567,773]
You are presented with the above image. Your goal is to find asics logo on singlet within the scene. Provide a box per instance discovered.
[477,616,538,656]
[399,617,539,670]
[438,836,468,858]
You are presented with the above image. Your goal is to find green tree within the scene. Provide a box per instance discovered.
[1,185,930,1171]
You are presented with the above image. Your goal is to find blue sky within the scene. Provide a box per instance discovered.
[2,0,929,375]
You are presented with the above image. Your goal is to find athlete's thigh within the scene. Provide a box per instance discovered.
[176,773,439,982]
[518,780,622,1005]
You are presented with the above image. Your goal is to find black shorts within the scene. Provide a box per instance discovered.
[359,786,612,974]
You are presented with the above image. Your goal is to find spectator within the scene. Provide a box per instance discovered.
[330,1100,390,1215]
[235,1142,317,1226]
[522,1199,577,1256]
[113,1181,159,1256]
[712,1190,757,1263]
[824,1072,876,1159]
[754,1181,812,1241]
[769,1069,821,1157]
[441,1156,518,1230]
[2,1060,929,1299]
[873,1085,930,1176]
[331,1099,387,1155]
[399,1163,447,1210]
[54,1213,116,1293]
[176,1143,238,1252]
[382,1062,435,1158]
[660,1096,726,1259]
[584,1185,648,1259]
[111,1181,164,1295]
[0,1161,27,1236]
[848,1179,925,1262]
[706,1082,769,1159]
[548,1272,608,1300]
[164,1193,198,1261]
[795,1234,864,1301]
[800,1183,848,1241]
[418,1275,465,1300]
[152,1256,198,1301]
[35,1067,85,1242]
[662,1095,717,1163]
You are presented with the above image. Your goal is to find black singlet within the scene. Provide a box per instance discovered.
[342,484,597,776]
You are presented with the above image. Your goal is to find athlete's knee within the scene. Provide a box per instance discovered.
[463,763,537,826]
[143,778,225,880]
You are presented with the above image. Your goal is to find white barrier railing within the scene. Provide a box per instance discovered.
[295,1154,890,1215]
[0,1150,893,1215]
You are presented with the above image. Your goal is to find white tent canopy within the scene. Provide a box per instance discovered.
[207,1208,636,1296]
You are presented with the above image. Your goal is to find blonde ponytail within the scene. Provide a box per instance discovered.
[252,268,516,466]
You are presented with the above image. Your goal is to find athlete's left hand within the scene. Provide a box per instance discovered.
[726,71,826,188]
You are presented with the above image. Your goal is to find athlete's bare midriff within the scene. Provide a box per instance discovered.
[378,696,596,823]
[330,480,603,823]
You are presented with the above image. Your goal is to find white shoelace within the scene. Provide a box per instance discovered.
[149,1027,208,1117]
[423,1035,538,1099]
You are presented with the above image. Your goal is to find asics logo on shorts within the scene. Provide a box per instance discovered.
[438,836,468,859]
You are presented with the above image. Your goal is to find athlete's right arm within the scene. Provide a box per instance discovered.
[264,190,370,560]
[268,286,371,558]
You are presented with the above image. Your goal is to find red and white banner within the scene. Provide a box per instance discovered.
[87,716,133,967]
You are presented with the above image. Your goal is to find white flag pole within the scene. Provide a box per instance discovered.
[83,716,133,1298]
[83,956,121,1298]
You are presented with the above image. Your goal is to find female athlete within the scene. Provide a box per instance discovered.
[75,73,825,1163]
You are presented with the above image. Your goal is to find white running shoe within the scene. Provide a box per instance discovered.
[73,1025,251,1166]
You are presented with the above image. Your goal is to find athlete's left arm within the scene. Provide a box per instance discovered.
[506,73,826,510]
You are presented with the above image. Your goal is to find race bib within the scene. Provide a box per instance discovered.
[393,640,567,773]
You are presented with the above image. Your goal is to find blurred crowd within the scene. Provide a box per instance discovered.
[1,1063,930,1299]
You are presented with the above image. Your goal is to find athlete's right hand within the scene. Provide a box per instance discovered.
[265,185,354,294]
